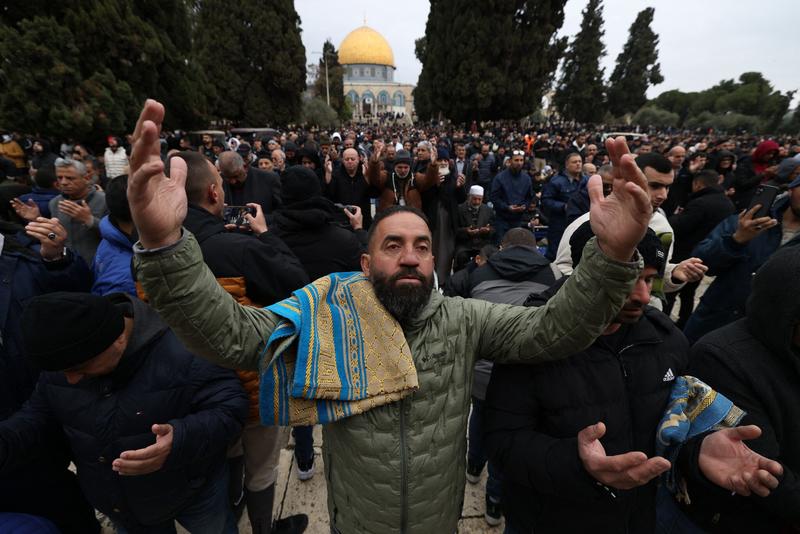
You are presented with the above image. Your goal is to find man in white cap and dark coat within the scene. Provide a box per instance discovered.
[454,185,495,271]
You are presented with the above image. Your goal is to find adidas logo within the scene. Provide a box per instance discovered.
[662,368,675,382]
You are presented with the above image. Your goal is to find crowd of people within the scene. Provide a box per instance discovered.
[0,100,798,534]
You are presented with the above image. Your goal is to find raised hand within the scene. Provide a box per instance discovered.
[128,99,187,249]
[10,198,41,221]
[732,205,778,244]
[25,217,67,260]
[58,199,93,225]
[372,139,385,159]
[588,137,652,262]
[578,422,671,490]
[699,425,783,497]
[113,423,174,476]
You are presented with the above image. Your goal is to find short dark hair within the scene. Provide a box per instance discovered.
[168,151,217,205]
[635,153,672,174]
[693,169,720,189]
[105,174,131,224]
[366,205,431,250]
[500,227,537,248]
[33,165,57,189]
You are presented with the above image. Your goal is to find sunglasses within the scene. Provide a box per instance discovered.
[512,150,525,156]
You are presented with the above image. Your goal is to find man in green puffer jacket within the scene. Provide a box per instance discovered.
[128,100,653,534]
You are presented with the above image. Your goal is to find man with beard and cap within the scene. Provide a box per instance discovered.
[176,151,308,534]
[217,151,282,215]
[485,226,781,534]
[683,172,800,343]
[675,245,800,533]
[125,99,776,534]
[0,291,249,533]
[453,185,495,272]
[366,142,435,212]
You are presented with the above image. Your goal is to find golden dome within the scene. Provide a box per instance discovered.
[338,26,395,68]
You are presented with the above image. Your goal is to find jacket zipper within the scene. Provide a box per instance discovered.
[400,397,408,533]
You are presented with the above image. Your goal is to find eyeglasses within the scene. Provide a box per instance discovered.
[512,150,525,156]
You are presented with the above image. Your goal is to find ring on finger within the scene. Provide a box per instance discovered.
[755,225,762,230]
[47,232,57,240]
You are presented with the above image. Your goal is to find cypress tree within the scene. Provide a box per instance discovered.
[415,0,567,122]
[313,40,345,116]
[606,7,663,117]
[552,0,606,123]
[194,0,306,125]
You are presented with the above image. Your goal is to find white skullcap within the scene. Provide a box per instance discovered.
[469,185,484,197]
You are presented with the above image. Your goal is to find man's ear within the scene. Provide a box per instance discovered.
[208,183,219,204]
[360,253,371,276]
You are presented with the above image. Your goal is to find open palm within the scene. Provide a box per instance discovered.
[699,425,783,497]
[128,99,188,249]
[588,136,652,262]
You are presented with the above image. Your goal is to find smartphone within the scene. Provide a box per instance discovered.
[334,203,357,215]
[748,185,780,219]
[224,205,256,226]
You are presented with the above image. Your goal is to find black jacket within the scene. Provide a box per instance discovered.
[325,165,376,229]
[0,295,249,528]
[484,307,689,533]
[467,245,555,304]
[183,204,308,305]
[454,201,494,251]
[270,197,367,281]
[222,166,282,215]
[678,246,800,532]
[668,186,735,262]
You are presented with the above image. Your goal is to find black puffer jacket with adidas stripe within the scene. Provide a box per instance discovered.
[484,306,689,533]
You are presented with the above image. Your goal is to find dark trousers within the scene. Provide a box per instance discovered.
[467,397,502,501]
[293,425,314,463]
[664,280,701,330]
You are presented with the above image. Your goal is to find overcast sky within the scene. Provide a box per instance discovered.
[296,0,799,106]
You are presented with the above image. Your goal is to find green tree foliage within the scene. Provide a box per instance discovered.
[0,0,209,140]
[0,16,136,141]
[313,40,345,115]
[552,0,606,123]
[650,72,795,131]
[631,106,679,128]
[194,0,306,125]
[606,7,663,117]
[415,0,567,122]
[302,98,339,128]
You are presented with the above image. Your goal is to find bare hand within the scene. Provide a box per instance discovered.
[128,99,187,249]
[372,139,385,158]
[344,205,363,231]
[113,424,173,476]
[11,198,41,221]
[25,218,67,260]
[671,258,708,283]
[589,137,652,262]
[58,199,93,225]
[699,426,783,497]
[732,205,778,245]
[689,158,705,173]
[578,422,670,490]
[244,203,268,235]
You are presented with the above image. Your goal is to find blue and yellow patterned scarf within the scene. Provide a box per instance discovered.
[258,272,418,426]
[656,376,745,501]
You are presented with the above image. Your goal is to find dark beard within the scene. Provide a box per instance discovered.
[371,267,433,325]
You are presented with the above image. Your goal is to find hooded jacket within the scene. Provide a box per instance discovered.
[684,196,800,343]
[668,186,735,263]
[679,246,800,532]
[270,197,366,282]
[0,294,248,528]
[92,215,135,296]
[222,166,282,216]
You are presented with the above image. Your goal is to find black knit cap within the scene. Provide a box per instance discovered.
[21,292,125,371]
[282,165,322,205]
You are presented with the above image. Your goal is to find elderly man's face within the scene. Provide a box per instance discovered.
[361,212,434,324]
[271,150,285,169]
[343,148,359,173]
[56,165,90,199]
[668,147,686,169]
[470,194,483,207]
[416,146,430,160]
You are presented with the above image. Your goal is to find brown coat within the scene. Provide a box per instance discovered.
[366,158,438,212]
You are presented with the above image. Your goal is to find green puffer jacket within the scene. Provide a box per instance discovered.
[134,231,640,534]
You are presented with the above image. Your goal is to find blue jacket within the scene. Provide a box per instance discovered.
[0,295,248,528]
[685,196,800,342]
[92,216,135,296]
[19,188,60,219]
[542,173,586,224]
[490,168,534,221]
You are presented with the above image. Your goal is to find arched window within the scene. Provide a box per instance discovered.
[346,91,359,105]
[393,91,405,107]
[378,91,389,105]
